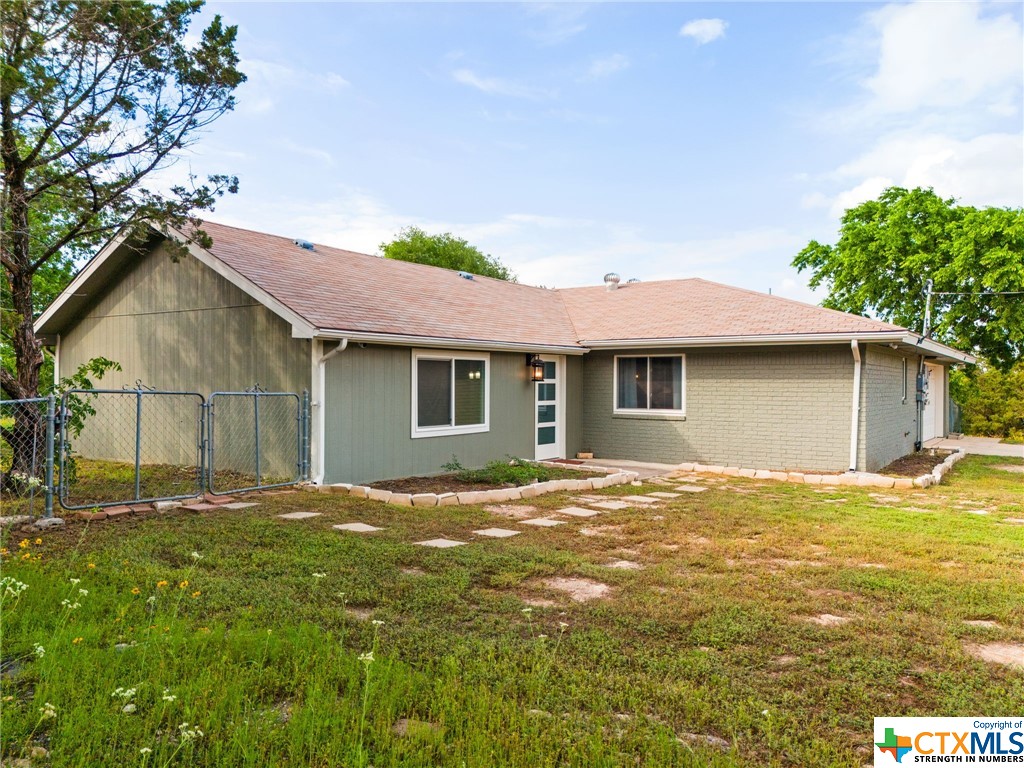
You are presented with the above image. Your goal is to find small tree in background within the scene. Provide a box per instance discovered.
[380,226,517,282]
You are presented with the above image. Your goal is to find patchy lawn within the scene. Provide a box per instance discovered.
[1,456,1021,767]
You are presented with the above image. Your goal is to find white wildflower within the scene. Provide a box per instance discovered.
[312,572,326,579]
[558,622,568,628]
[78,588,89,596]
[358,651,374,664]
[140,747,152,755]
[178,723,204,742]
[190,551,203,560]
[521,607,533,614]
[161,689,177,702]
[69,578,81,585]
[371,619,385,626]
[1,577,29,597]
[39,702,56,719]
[122,703,137,714]
[32,644,45,658]
[111,687,137,700]
[537,634,548,640]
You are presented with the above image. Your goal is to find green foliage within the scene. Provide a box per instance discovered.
[793,186,1024,371]
[2,0,245,401]
[440,454,466,473]
[950,362,1024,439]
[457,456,548,486]
[380,227,517,282]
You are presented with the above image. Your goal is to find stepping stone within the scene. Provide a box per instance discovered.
[674,486,707,493]
[963,642,1024,670]
[333,522,383,533]
[589,500,630,511]
[964,619,1000,628]
[182,503,219,511]
[277,512,321,520]
[220,502,259,510]
[622,495,662,504]
[648,491,681,498]
[473,527,520,538]
[415,538,466,548]
[966,509,990,515]
[1002,518,1024,525]
[520,517,565,527]
[555,506,600,518]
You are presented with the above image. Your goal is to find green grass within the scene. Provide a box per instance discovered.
[1,456,1022,767]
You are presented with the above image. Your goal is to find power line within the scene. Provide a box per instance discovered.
[930,291,1024,296]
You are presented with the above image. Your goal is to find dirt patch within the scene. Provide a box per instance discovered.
[963,642,1024,670]
[878,450,952,477]
[400,567,426,577]
[993,464,1024,473]
[806,613,851,627]
[521,597,558,608]
[604,560,643,570]
[346,607,374,621]
[579,525,623,537]
[963,619,1000,628]
[485,504,537,519]
[542,577,611,602]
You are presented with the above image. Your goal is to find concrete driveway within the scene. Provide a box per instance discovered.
[924,436,1024,458]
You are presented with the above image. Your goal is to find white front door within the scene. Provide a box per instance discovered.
[922,363,943,441]
[534,356,564,460]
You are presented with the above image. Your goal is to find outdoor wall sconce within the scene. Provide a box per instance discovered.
[528,354,545,382]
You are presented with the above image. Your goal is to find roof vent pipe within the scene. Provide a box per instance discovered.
[627,278,641,284]
[294,239,315,251]
[604,273,620,291]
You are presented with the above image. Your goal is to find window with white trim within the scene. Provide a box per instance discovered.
[412,351,489,437]
[614,355,685,414]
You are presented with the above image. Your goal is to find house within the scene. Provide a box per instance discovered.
[35,221,974,482]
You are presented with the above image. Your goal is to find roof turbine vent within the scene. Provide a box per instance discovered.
[293,239,315,251]
[603,272,620,291]
[627,278,641,284]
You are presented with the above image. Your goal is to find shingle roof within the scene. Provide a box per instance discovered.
[200,221,582,348]
[201,221,905,345]
[558,278,903,341]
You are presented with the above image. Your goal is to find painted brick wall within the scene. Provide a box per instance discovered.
[580,346,853,471]
[860,346,919,472]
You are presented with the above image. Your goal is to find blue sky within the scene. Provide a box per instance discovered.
[176,1,1024,300]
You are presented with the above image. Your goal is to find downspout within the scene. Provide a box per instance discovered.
[849,339,861,472]
[914,354,925,451]
[313,338,348,485]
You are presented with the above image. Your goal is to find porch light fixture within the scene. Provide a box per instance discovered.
[528,354,545,382]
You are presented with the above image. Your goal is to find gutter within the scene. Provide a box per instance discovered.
[316,329,585,355]
[312,338,348,484]
[581,332,907,349]
[849,339,862,472]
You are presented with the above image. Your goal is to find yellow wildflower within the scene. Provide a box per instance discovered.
[18,540,29,549]
[87,563,95,569]
[131,587,141,595]
[178,580,189,589]
[21,553,31,561]
[72,637,83,644]
[191,591,201,598]
[34,538,42,545]
[0,548,7,556]
[156,580,168,589]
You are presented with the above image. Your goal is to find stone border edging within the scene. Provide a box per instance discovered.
[671,448,967,490]
[316,464,640,508]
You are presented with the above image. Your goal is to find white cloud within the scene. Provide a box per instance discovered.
[863,2,1022,115]
[452,69,556,100]
[282,140,334,167]
[237,58,350,114]
[523,4,588,45]
[679,18,728,45]
[586,53,630,79]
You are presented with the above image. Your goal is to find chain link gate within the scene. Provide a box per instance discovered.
[1,396,56,518]
[58,387,206,509]
[206,389,306,495]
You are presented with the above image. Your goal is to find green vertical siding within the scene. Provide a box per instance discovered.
[322,345,537,483]
[57,240,310,476]
[564,355,583,458]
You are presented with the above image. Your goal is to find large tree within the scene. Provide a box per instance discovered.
[793,187,1024,371]
[1,0,245,403]
[380,226,517,282]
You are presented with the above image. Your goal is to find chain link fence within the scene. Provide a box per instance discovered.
[3,387,308,515]
[208,391,303,494]
[1,396,56,518]
[59,388,206,509]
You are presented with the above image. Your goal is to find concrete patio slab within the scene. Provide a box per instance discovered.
[621,495,662,504]
[277,512,321,520]
[333,522,383,533]
[473,527,521,538]
[924,436,1023,457]
[221,502,259,510]
[648,491,682,498]
[579,458,681,479]
[674,485,708,493]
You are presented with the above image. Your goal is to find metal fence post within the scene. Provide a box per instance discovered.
[300,390,310,480]
[253,391,262,486]
[133,389,143,501]
[44,395,55,518]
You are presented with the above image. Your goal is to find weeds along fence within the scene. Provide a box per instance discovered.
[0,386,310,516]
